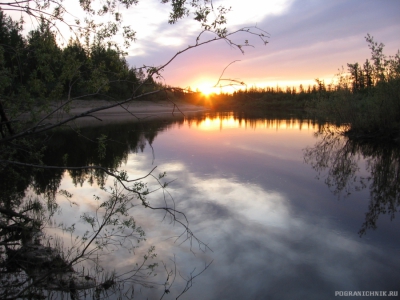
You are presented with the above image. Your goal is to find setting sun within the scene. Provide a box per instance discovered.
[199,86,214,96]
[195,82,219,96]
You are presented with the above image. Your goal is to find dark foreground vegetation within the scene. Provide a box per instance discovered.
[0,10,155,123]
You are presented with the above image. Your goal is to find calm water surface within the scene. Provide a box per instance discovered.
[49,112,400,299]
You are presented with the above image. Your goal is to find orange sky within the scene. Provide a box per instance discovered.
[125,0,400,94]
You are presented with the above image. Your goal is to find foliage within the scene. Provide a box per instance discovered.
[0,12,144,121]
[308,35,400,142]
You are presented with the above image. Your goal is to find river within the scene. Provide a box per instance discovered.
[16,111,400,299]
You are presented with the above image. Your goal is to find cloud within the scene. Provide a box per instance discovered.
[126,0,400,89]
[127,152,400,298]
[214,0,295,27]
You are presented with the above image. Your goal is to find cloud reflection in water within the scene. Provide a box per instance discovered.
[51,115,400,299]
[148,162,399,299]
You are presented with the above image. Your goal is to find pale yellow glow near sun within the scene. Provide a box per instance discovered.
[196,83,219,96]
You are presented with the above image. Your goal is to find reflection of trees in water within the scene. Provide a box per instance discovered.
[186,110,326,131]
[0,180,165,299]
[361,143,400,235]
[0,118,190,299]
[33,119,178,194]
[304,130,400,235]
[35,113,324,197]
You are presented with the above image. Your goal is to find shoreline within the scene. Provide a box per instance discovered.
[48,100,210,125]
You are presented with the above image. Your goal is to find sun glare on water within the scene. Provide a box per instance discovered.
[197,116,240,131]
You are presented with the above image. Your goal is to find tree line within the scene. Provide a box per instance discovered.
[0,11,149,119]
[180,79,351,110]
[182,35,400,142]
[311,35,400,142]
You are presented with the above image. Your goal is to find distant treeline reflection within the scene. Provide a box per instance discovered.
[185,111,326,131]
[7,113,326,200]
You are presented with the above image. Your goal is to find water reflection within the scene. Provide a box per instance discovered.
[304,129,400,236]
[106,136,400,298]
[29,112,326,198]
[186,111,324,131]
[0,119,180,299]
[2,112,400,299]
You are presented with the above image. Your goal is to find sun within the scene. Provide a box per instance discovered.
[197,83,217,96]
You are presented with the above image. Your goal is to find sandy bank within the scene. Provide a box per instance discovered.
[51,100,209,125]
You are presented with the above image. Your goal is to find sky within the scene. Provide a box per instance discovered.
[5,0,400,93]
[122,0,400,93]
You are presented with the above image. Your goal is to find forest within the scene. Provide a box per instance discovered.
[0,10,152,127]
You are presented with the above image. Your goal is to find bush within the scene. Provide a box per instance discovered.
[310,35,400,143]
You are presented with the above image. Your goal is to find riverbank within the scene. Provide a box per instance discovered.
[50,99,210,125]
